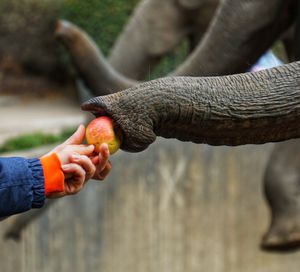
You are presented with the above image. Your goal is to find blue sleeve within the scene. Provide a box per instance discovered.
[0,157,45,217]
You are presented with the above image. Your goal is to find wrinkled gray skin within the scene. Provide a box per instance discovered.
[261,140,300,251]
[109,0,219,79]
[82,61,300,152]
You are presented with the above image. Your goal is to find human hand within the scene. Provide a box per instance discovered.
[56,125,112,180]
[89,143,112,181]
[47,124,93,164]
[63,142,112,192]
[44,125,112,198]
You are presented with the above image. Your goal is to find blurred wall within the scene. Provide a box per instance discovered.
[1,139,300,272]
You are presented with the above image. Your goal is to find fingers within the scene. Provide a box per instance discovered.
[71,154,96,181]
[98,143,110,172]
[67,144,95,156]
[94,161,112,180]
[92,143,112,181]
[90,144,109,171]
[62,163,86,195]
[55,144,95,165]
[47,125,86,156]
[57,142,112,198]
[62,124,86,146]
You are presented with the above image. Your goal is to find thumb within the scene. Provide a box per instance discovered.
[62,124,86,146]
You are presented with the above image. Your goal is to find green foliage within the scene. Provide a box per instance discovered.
[0,128,75,153]
[272,41,288,63]
[59,0,187,77]
[60,0,139,56]
[149,39,189,79]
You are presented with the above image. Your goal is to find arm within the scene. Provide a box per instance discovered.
[0,153,65,218]
[0,157,45,217]
[0,125,112,218]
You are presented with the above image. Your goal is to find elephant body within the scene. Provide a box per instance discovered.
[109,0,219,79]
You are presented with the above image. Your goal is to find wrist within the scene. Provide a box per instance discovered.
[40,153,65,197]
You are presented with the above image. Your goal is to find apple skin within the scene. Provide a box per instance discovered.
[86,116,122,154]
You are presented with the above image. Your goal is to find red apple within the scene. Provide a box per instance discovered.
[86,116,122,154]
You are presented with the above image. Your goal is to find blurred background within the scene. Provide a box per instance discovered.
[0,0,300,271]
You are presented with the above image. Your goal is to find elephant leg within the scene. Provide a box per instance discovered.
[174,0,295,76]
[261,140,300,251]
[282,25,296,61]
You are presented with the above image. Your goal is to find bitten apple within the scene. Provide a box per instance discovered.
[86,116,122,154]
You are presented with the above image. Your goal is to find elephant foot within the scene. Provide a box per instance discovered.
[261,221,300,252]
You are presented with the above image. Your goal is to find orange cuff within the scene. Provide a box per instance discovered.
[40,153,65,197]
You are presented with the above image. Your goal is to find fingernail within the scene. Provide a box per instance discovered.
[102,143,108,148]
[102,143,109,153]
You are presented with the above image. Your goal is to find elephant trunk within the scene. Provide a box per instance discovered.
[173,0,294,76]
[82,61,300,152]
[55,20,136,96]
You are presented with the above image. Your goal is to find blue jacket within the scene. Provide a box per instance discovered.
[0,157,45,217]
